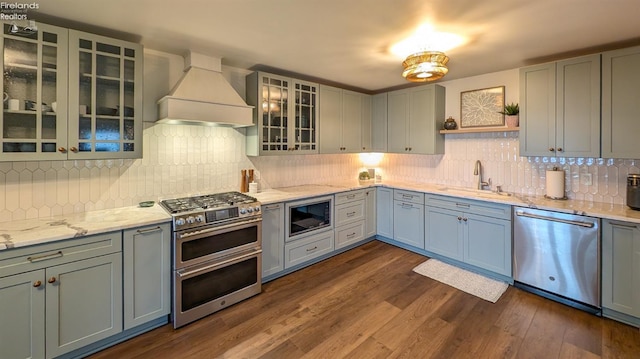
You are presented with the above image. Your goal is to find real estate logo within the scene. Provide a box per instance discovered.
[0,2,39,20]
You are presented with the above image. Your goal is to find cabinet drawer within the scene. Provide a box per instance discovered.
[284,231,334,269]
[335,190,366,205]
[425,194,511,220]
[335,221,365,249]
[0,231,122,278]
[394,190,425,205]
[335,200,365,227]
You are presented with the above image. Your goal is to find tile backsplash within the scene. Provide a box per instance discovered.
[0,125,637,223]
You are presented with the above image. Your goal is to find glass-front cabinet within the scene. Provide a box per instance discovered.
[246,72,318,156]
[1,22,68,160]
[68,30,142,159]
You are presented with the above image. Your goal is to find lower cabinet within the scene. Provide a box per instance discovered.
[425,195,512,277]
[602,220,640,322]
[393,190,425,249]
[364,188,377,239]
[123,223,171,330]
[284,230,334,269]
[335,189,366,249]
[376,187,393,238]
[261,203,285,278]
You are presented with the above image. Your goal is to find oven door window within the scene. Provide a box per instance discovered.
[181,225,258,262]
[181,257,258,312]
[289,201,330,237]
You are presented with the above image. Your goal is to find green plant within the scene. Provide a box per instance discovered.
[358,171,371,180]
[499,102,519,115]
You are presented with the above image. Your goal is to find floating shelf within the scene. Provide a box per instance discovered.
[440,127,520,134]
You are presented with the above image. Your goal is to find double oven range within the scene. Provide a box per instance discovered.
[160,191,262,328]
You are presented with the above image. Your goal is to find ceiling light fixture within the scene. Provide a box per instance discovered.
[402,50,449,82]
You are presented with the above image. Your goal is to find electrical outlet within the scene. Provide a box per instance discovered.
[581,173,593,186]
[253,170,260,180]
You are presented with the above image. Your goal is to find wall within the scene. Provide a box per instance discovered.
[0,54,637,223]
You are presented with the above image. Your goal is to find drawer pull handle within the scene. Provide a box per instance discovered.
[401,203,413,209]
[48,277,57,284]
[33,281,42,288]
[347,194,356,199]
[264,205,281,210]
[455,203,470,208]
[27,250,63,263]
[306,246,318,252]
[347,211,356,217]
[347,232,356,238]
[136,226,162,234]
[402,194,413,199]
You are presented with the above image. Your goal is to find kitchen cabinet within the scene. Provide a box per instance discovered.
[246,72,319,156]
[602,220,640,323]
[425,194,511,276]
[1,22,69,161]
[0,231,123,359]
[123,223,171,330]
[319,85,370,153]
[602,46,640,159]
[393,190,425,249]
[261,202,285,279]
[386,84,445,154]
[376,187,393,239]
[519,54,600,157]
[334,189,366,249]
[368,93,387,152]
[364,188,376,239]
[0,23,143,161]
[284,230,334,269]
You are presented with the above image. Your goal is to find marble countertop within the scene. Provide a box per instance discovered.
[4,179,640,252]
[0,204,171,251]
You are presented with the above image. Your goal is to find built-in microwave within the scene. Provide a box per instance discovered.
[285,195,333,241]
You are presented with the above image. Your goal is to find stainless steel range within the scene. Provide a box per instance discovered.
[160,191,262,329]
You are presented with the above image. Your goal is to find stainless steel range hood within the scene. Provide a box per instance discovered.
[157,52,254,127]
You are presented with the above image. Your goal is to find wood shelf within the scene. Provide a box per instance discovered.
[440,127,519,134]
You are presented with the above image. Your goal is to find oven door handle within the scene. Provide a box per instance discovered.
[176,249,262,278]
[178,218,262,240]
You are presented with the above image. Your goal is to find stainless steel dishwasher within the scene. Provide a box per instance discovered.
[513,207,601,314]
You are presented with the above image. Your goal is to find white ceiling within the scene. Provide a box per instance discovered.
[32,0,640,92]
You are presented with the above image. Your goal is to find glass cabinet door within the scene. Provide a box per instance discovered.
[260,74,289,153]
[1,22,68,161]
[293,81,317,153]
[68,30,142,159]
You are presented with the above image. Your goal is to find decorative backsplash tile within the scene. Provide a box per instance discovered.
[0,126,636,223]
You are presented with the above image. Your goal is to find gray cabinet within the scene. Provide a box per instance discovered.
[602,220,640,322]
[284,230,334,268]
[425,194,511,277]
[364,188,376,239]
[319,85,369,153]
[376,187,393,239]
[369,93,387,152]
[519,54,600,157]
[602,46,640,158]
[246,72,319,155]
[393,190,425,249]
[387,85,445,154]
[261,203,285,279]
[123,223,171,330]
[334,190,366,249]
[0,231,123,359]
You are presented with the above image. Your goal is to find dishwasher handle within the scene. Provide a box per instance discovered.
[515,210,595,228]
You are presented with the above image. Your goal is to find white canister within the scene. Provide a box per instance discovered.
[8,99,20,111]
[249,181,258,194]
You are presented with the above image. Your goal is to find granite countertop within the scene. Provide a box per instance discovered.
[0,204,171,251]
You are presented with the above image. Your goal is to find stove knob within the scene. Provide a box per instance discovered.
[247,207,254,213]
[254,206,261,213]
[240,208,247,215]
[186,216,196,224]
[175,218,186,226]
[195,214,205,223]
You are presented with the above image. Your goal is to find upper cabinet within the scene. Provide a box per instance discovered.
[602,46,640,159]
[319,85,370,154]
[368,93,387,152]
[519,54,600,157]
[246,72,319,156]
[387,84,445,154]
[0,22,143,161]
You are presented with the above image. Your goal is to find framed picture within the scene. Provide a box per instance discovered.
[460,86,505,128]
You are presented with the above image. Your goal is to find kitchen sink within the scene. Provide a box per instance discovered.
[439,187,512,197]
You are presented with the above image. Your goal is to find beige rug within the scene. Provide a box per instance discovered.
[412,259,508,303]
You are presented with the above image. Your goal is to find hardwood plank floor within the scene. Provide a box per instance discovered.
[89,241,640,359]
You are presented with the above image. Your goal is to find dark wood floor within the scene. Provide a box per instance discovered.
[89,241,640,359]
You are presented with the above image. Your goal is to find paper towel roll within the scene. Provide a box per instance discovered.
[546,169,565,199]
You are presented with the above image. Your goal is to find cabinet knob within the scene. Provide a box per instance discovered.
[362,147,366,150]
[48,277,57,284]
[457,216,462,221]
[556,147,563,152]
[405,147,408,151]
[463,217,468,222]
[70,147,78,153]
[409,147,412,151]
[58,147,67,153]
[549,148,555,152]
[33,280,42,288]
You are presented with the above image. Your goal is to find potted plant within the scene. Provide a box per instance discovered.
[499,102,519,127]
[358,170,372,184]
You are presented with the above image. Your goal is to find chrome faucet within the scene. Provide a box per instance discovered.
[474,160,491,190]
